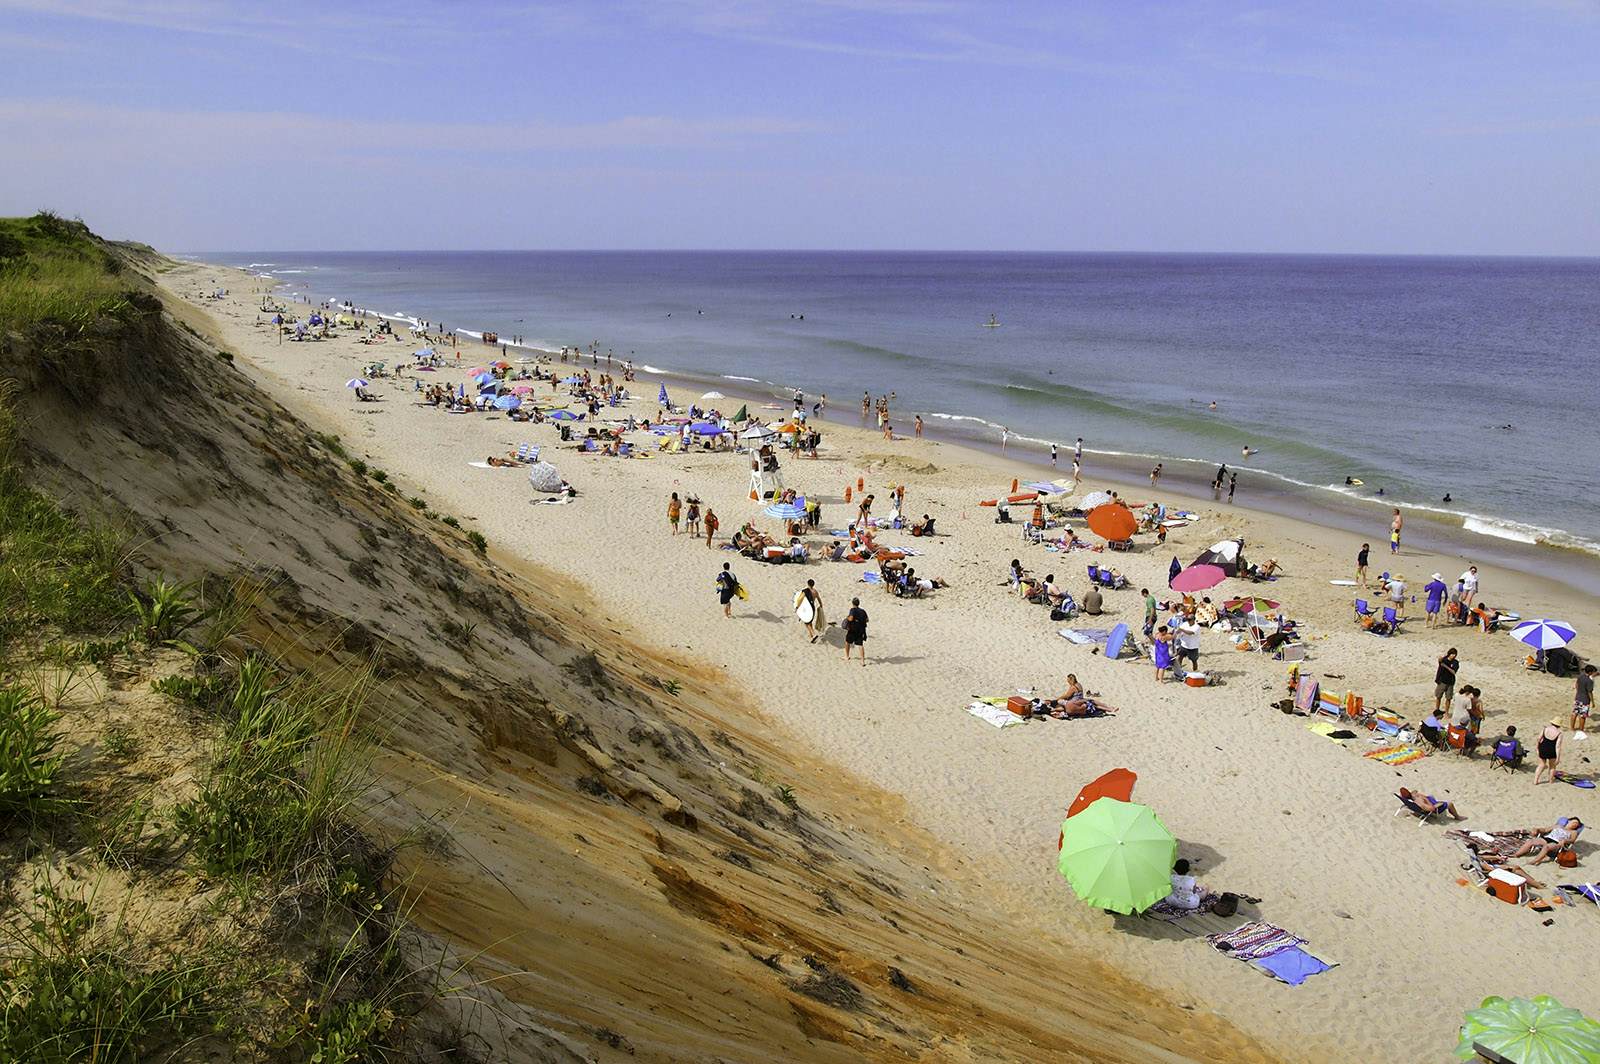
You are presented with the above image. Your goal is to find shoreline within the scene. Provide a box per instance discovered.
[231,257,1600,596]
[175,260,1600,1063]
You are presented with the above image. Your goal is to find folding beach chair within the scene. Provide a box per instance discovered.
[513,443,530,462]
[1490,739,1524,772]
[1382,607,1405,636]
[1353,599,1375,623]
[1393,791,1439,825]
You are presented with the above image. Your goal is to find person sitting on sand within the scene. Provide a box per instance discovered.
[1398,788,1465,820]
[911,514,936,536]
[907,567,948,593]
[1081,584,1104,616]
[1019,576,1047,604]
[1195,597,1219,626]
[1039,674,1118,718]
[1506,818,1584,864]
[1008,558,1027,592]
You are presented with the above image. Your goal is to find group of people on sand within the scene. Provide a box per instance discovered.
[667,491,718,548]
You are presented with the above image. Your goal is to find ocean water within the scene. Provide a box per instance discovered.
[208,250,1600,562]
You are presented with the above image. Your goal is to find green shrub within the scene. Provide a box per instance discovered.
[0,684,66,823]
[439,516,459,529]
[406,497,426,510]
[314,432,348,459]
[129,578,201,646]
[465,531,487,554]
[0,881,221,1062]
[347,459,367,477]
[369,469,387,484]
[0,214,135,334]
[150,672,228,711]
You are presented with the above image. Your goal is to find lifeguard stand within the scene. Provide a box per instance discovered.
[749,447,784,500]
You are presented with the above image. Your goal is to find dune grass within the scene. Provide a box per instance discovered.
[0,212,134,335]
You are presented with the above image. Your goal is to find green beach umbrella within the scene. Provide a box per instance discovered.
[1056,799,1176,915]
[732,403,748,423]
[1455,996,1600,1064]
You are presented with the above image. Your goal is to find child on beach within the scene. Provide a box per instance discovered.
[667,492,681,535]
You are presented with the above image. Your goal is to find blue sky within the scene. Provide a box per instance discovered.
[1,0,1597,253]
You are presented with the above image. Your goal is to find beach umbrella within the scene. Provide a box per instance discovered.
[1224,596,1282,615]
[467,366,487,376]
[775,422,803,434]
[1455,995,1600,1063]
[1085,503,1138,542]
[690,422,724,435]
[562,375,583,385]
[1510,620,1577,652]
[658,384,669,404]
[764,501,806,520]
[701,390,726,400]
[1067,768,1138,821]
[527,461,564,493]
[344,378,369,389]
[492,360,511,369]
[741,424,776,441]
[1080,490,1115,511]
[493,395,521,411]
[1168,556,1182,585]
[1170,564,1226,593]
[732,404,748,422]
[510,383,535,395]
[473,372,494,385]
[548,410,579,421]
[414,347,434,358]
[1056,799,1176,915]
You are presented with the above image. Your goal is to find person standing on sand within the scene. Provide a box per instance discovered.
[716,562,740,618]
[1390,508,1403,553]
[667,491,681,535]
[1152,625,1173,683]
[1534,719,1564,785]
[1071,456,1081,487]
[1051,443,1058,467]
[1459,565,1479,606]
[1423,573,1449,627]
[1142,588,1156,636]
[1227,473,1237,504]
[795,579,824,643]
[844,597,869,665]
[704,507,719,548]
[1150,463,1162,489]
[1433,649,1460,712]
[1356,543,1370,586]
[914,414,923,438]
[685,497,701,537]
[1573,664,1595,734]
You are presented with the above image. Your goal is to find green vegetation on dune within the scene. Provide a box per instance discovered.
[0,212,137,335]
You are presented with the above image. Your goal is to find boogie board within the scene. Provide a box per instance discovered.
[1329,579,1357,586]
[796,596,816,624]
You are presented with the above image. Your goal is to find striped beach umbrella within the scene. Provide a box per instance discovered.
[1510,619,1577,651]
[344,378,369,389]
[764,501,806,520]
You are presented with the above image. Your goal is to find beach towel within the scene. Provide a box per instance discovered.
[1058,628,1112,646]
[1446,829,1540,865]
[1206,921,1305,961]
[1363,745,1426,766]
[1293,678,1320,715]
[861,571,881,584]
[1252,946,1335,986]
[1306,721,1349,744]
[1557,884,1600,905]
[965,701,1025,729]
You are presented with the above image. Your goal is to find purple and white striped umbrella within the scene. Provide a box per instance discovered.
[1510,619,1577,650]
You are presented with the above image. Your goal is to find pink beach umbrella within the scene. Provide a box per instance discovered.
[510,383,535,395]
[1170,564,1226,593]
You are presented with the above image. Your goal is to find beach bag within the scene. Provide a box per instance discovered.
[1209,893,1239,918]
[1049,606,1070,622]
[1558,850,1579,868]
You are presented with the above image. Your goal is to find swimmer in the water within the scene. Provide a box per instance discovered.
[1209,401,1218,411]
[1241,446,1254,458]
[1443,493,1452,503]
[1376,487,1385,496]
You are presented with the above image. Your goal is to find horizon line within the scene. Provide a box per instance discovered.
[179,247,1600,262]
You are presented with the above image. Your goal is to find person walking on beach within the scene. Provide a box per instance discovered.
[716,562,741,618]
[1150,463,1163,489]
[1356,543,1370,587]
[1390,508,1403,553]
[667,491,681,535]
[1227,473,1237,504]
[685,497,701,537]
[1433,649,1460,713]
[795,579,824,643]
[1051,442,1058,467]
[1152,625,1173,683]
[1142,587,1157,637]
[1573,664,1596,734]
[1423,573,1449,627]
[1071,456,1081,487]
[914,414,923,438]
[844,597,869,666]
[1075,437,1083,464]
[1534,718,1565,785]
[704,507,719,548]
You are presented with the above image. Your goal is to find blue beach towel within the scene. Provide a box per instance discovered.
[1252,947,1333,986]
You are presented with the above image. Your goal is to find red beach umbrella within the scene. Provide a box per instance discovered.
[1085,503,1138,541]
[1060,768,1139,849]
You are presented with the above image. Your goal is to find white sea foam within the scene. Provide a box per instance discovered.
[723,375,761,382]
[641,364,670,374]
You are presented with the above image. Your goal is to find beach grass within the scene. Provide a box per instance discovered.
[0,212,134,335]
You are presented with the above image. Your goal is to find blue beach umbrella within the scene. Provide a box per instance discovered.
[414,347,434,358]
[493,395,521,411]
[457,383,465,398]
[690,422,724,435]
[1510,619,1577,651]
[548,409,579,421]
[658,383,669,404]
[473,372,494,386]
[764,502,806,520]
[344,378,370,389]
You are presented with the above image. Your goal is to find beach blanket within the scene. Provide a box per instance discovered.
[1363,745,1427,766]
[1306,721,1354,744]
[1446,829,1539,866]
[1058,628,1112,646]
[1293,678,1320,715]
[861,571,881,584]
[964,701,1024,729]
[1252,946,1335,986]
[1206,921,1305,961]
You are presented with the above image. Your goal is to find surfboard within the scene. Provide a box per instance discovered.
[796,596,816,624]
[1329,579,1357,586]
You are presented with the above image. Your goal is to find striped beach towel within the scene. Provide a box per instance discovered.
[1206,921,1304,961]
[1363,745,1427,766]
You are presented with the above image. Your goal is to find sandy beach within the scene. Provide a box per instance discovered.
[169,262,1600,1062]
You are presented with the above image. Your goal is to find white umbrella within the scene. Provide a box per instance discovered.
[1510,619,1577,651]
[741,424,776,441]
[345,378,370,389]
[527,461,563,494]
[701,390,726,400]
[1079,490,1114,511]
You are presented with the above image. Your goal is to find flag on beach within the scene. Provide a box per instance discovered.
[732,404,748,422]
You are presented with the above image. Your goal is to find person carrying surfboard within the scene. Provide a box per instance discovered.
[795,579,824,643]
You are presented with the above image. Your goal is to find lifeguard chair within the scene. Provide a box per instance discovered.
[749,447,784,500]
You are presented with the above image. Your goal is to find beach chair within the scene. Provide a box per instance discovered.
[1490,739,1524,772]
[1446,725,1471,755]
[1354,599,1375,623]
[1393,791,1440,825]
[513,443,531,462]
[1087,564,1101,584]
[1382,607,1405,635]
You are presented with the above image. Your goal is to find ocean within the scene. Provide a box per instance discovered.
[205,249,1600,572]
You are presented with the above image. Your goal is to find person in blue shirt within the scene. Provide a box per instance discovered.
[1423,573,1450,628]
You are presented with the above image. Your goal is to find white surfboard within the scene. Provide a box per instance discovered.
[1329,579,1357,586]
[796,596,816,624]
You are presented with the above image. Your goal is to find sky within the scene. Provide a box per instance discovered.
[1,0,1597,254]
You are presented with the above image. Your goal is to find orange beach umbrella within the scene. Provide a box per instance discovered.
[1085,503,1138,541]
